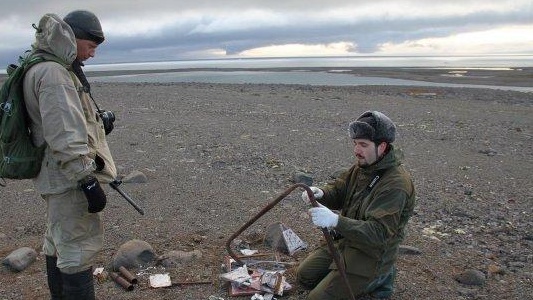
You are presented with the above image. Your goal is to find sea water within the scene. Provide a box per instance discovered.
[89,70,533,93]
[86,55,533,71]
[85,55,533,93]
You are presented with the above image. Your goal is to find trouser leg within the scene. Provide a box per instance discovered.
[298,245,376,299]
[45,255,63,300]
[296,246,332,289]
[307,270,367,300]
[61,268,95,300]
[42,189,103,273]
[42,189,102,300]
[368,266,397,298]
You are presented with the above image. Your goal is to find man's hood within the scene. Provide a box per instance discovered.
[31,13,77,64]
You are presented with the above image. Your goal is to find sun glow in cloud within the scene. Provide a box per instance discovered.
[378,25,533,55]
[239,42,356,57]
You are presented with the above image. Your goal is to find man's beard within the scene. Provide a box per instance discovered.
[356,156,371,167]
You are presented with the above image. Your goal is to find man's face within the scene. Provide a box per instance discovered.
[353,138,384,167]
[75,39,99,61]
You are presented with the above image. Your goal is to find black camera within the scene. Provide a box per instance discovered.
[98,110,115,135]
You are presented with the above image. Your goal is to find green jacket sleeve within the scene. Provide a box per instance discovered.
[335,187,408,248]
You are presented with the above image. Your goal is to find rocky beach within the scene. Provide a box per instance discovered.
[0,68,532,299]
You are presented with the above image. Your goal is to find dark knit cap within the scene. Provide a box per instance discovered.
[63,10,105,44]
[349,111,396,143]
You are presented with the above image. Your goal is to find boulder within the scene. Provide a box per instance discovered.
[112,239,156,270]
[2,247,37,272]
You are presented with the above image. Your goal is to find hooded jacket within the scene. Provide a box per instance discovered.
[23,13,116,195]
[319,145,415,279]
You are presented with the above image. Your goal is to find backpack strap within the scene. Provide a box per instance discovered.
[23,50,71,72]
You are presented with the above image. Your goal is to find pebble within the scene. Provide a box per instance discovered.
[292,171,313,186]
[398,245,422,255]
[122,170,148,183]
[457,287,478,297]
[159,250,203,268]
[454,269,486,286]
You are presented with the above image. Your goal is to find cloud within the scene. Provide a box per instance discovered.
[378,25,533,55]
[0,0,532,67]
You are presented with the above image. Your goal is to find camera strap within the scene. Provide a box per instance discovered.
[71,59,104,113]
[360,168,388,200]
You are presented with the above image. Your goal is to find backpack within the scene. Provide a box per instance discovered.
[0,52,64,181]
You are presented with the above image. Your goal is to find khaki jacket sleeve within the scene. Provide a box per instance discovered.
[37,63,94,182]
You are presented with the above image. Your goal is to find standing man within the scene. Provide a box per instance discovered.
[297,111,415,299]
[23,10,116,299]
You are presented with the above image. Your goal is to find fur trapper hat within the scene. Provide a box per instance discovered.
[349,111,396,143]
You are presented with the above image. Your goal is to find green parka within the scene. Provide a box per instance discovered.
[319,145,415,279]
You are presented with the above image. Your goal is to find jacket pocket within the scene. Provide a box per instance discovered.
[341,246,378,278]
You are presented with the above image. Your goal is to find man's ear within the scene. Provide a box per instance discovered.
[377,142,388,155]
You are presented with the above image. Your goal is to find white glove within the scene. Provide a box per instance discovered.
[309,203,339,228]
[301,187,324,204]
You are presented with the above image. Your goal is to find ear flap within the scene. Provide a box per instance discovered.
[349,120,375,140]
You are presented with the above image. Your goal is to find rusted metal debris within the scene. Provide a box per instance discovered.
[118,265,138,284]
[110,271,134,291]
[225,183,356,300]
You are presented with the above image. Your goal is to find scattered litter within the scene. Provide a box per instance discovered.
[118,266,138,284]
[93,267,108,283]
[110,272,134,291]
[223,257,263,296]
[240,249,259,256]
[221,256,291,297]
[93,267,105,276]
[220,264,252,287]
[149,273,172,288]
[251,293,276,300]
[422,224,449,239]
[263,293,275,300]
[281,227,307,255]
[136,265,158,277]
[260,271,289,296]
[251,293,264,300]
[264,222,307,255]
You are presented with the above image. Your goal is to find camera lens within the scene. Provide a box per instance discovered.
[101,111,115,122]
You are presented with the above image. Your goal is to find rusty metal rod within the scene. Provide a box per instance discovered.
[225,183,304,264]
[118,266,138,284]
[225,183,355,300]
[110,272,134,291]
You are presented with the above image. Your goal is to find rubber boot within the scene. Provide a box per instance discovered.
[45,255,63,300]
[370,267,396,299]
[61,268,95,300]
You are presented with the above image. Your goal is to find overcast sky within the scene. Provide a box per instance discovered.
[1,0,532,66]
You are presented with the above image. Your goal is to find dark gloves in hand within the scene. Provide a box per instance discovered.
[79,175,107,213]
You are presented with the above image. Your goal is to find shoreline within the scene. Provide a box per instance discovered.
[84,66,533,88]
[2,66,533,89]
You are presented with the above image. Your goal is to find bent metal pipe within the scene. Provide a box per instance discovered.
[224,183,355,300]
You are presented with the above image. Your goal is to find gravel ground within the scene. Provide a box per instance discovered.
[0,82,532,299]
